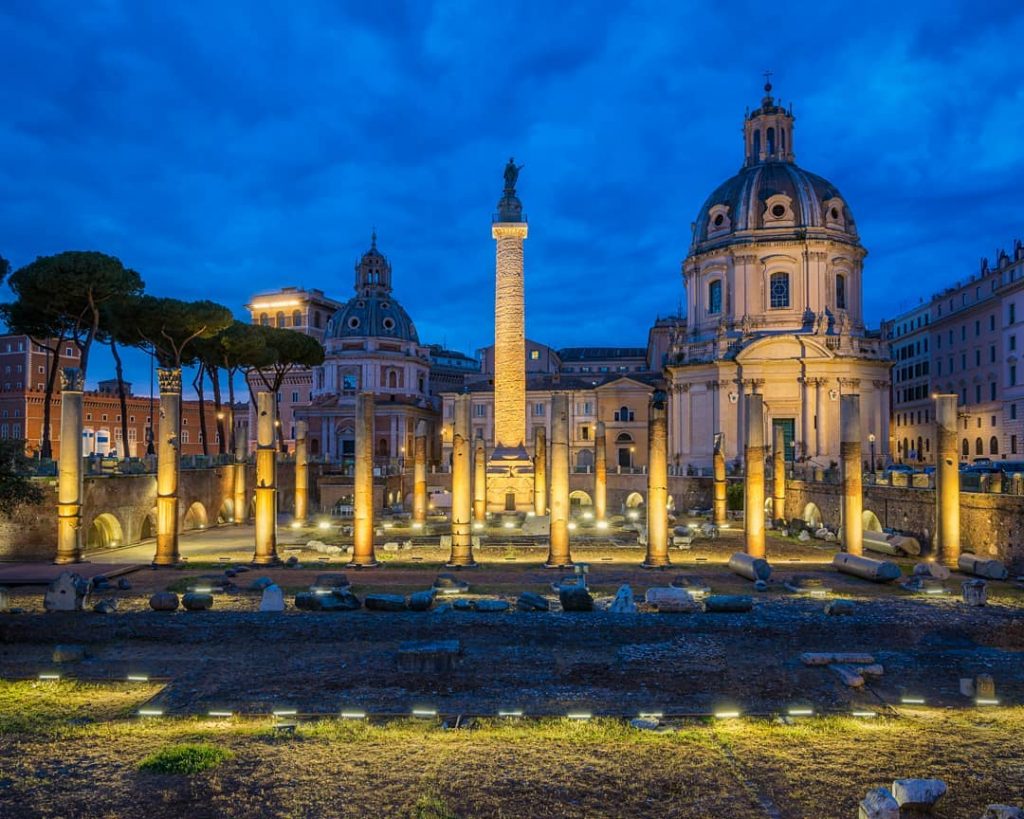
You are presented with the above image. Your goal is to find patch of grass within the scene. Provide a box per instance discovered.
[410,790,457,819]
[138,742,233,775]
[0,680,162,735]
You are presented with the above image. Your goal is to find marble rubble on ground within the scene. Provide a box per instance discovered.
[407,590,436,612]
[833,553,901,582]
[259,584,285,612]
[608,585,637,613]
[961,674,997,700]
[249,577,274,591]
[958,555,1009,580]
[670,575,711,597]
[728,552,772,582]
[645,587,702,613]
[52,644,87,663]
[825,599,856,616]
[149,592,179,612]
[831,665,865,687]
[891,778,947,811]
[306,540,343,555]
[182,592,213,611]
[294,589,361,611]
[914,562,951,580]
[629,718,659,730]
[516,591,549,612]
[797,530,811,542]
[704,595,752,613]
[858,787,900,819]
[962,579,988,606]
[93,598,117,614]
[800,652,875,666]
[44,572,91,612]
[432,573,469,594]
[364,593,407,612]
[559,585,594,612]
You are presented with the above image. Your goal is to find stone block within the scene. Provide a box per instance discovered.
[259,584,285,612]
[959,555,1009,581]
[516,591,550,612]
[608,585,637,613]
[831,664,865,687]
[182,592,213,611]
[365,593,407,612]
[976,674,996,699]
[52,644,87,663]
[704,595,752,613]
[858,787,899,819]
[855,664,884,677]
[407,590,436,612]
[559,585,593,612]
[473,599,509,612]
[629,718,659,730]
[891,778,947,810]
[149,592,180,612]
[825,599,856,616]
[249,576,274,591]
[92,598,117,615]
[914,562,951,580]
[960,677,976,697]
[44,572,90,612]
[319,590,361,611]
[962,579,988,606]
[671,575,710,597]
[645,587,701,613]
[433,573,469,594]
[396,639,461,673]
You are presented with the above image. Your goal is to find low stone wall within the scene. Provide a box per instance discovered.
[786,479,1024,570]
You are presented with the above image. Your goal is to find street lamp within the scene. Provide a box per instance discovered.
[868,433,876,472]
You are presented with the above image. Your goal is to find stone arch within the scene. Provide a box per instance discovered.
[217,498,234,524]
[802,502,822,528]
[139,508,157,540]
[862,509,883,533]
[86,512,124,550]
[625,491,645,509]
[183,501,208,531]
[569,490,593,510]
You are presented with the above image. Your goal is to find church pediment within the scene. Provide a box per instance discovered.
[734,334,834,362]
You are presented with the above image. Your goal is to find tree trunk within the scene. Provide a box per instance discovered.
[38,336,64,460]
[109,339,130,459]
[193,364,209,456]
[209,365,225,455]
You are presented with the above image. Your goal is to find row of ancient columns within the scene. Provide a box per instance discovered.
[55,366,310,568]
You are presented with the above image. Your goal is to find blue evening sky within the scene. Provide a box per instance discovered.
[2,1,1022,394]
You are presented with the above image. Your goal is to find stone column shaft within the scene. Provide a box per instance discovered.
[744,394,766,558]
[594,421,607,522]
[492,224,528,449]
[473,435,486,523]
[644,393,670,567]
[413,420,427,524]
[547,393,571,567]
[533,426,547,516]
[935,394,960,568]
[772,424,786,523]
[294,420,308,524]
[713,433,727,526]
[449,394,475,566]
[252,391,279,564]
[55,368,84,564]
[814,379,824,456]
[351,392,377,566]
[233,416,247,525]
[840,394,863,556]
[153,368,182,566]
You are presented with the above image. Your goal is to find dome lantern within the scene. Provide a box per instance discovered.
[355,231,392,297]
[743,74,795,166]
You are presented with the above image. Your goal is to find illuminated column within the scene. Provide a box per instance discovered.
[546,393,571,567]
[449,394,475,566]
[840,394,863,556]
[55,368,84,564]
[533,426,547,516]
[935,394,960,568]
[351,392,377,566]
[294,420,308,524]
[233,418,247,525]
[473,433,486,524]
[744,394,766,558]
[713,433,727,526]
[772,424,786,523]
[492,225,528,452]
[814,378,824,456]
[252,391,279,565]
[413,420,427,524]
[643,390,670,567]
[153,368,182,567]
[594,420,607,523]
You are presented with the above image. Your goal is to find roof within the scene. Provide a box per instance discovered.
[557,347,647,361]
[448,372,662,395]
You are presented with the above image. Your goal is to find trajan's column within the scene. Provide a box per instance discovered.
[488,157,534,512]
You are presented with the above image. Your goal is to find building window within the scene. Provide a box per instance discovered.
[529,350,540,360]
[975,385,982,403]
[769,272,790,309]
[975,320,980,337]
[990,436,999,455]
[1011,366,1017,387]
[474,404,486,418]
[259,313,269,326]
[975,437,983,455]
[990,315,996,331]
[708,279,722,314]
[342,374,358,391]
[1011,335,1017,351]
[291,391,299,403]
[1012,403,1018,421]
[835,274,846,309]
[614,405,635,422]
[1012,435,1018,455]
[991,382,997,401]
[532,403,545,417]
[276,311,286,328]
[580,425,590,441]
[181,430,189,444]
[990,345,996,363]
[1011,303,1017,325]
[292,310,302,327]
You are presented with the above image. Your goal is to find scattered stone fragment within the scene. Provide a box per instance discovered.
[645,587,701,613]
[319,590,361,611]
[259,584,285,612]
[364,593,407,612]
[182,592,213,611]
[958,555,1009,581]
[516,591,550,612]
[249,577,274,591]
[797,530,811,542]
[52,644,87,663]
[432,573,469,594]
[149,592,179,612]
[825,599,856,616]
[982,806,1024,819]
[232,566,250,573]
[44,572,91,612]
[551,575,586,593]
[891,778,947,810]
[629,718,659,730]
[91,574,110,590]
[284,555,299,567]
[670,575,710,597]
[728,552,771,581]
[452,598,474,611]
[92,598,117,615]
[608,585,638,613]
[833,553,901,582]
[855,664,884,678]
[831,664,865,687]
[704,595,752,613]
[382,542,400,553]
[858,787,899,819]
[960,678,976,697]
[473,599,509,612]
[559,585,594,612]
[800,652,875,666]
[407,590,436,612]
[914,562,951,580]
[783,575,825,594]
[294,592,318,610]
[753,579,769,592]
[396,640,461,673]
[962,579,988,607]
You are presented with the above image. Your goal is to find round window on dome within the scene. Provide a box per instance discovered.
[356,300,365,309]
[348,317,360,329]
[382,318,395,331]
[830,207,840,220]
[771,204,786,218]
[713,213,724,227]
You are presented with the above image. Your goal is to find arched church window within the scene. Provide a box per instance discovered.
[766,127,775,155]
[990,436,999,455]
[780,128,786,152]
[753,129,761,158]
[259,313,269,326]
[769,272,790,309]
[962,439,969,458]
[377,438,389,456]
[276,312,285,328]
[388,370,398,388]
[708,280,722,314]
[292,310,302,327]
[975,437,983,456]
[836,274,847,310]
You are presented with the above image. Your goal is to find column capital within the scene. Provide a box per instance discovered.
[59,367,84,392]
[157,367,182,394]
[872,379,891,389]
[679,383,691,393]
[838,377,862,389]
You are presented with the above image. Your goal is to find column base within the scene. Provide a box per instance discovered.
[445,560,478,569]
[544,559,574,569]
[641,559,671,569]
[150,560,183,569]
[347,560,379,569]
[53,555,83,565]
[251,555,282,566]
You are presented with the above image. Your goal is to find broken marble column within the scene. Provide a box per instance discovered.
[294,420,308,525]
[448,394,475,567]
[413,419,427,525]
[935,394,960,569]
[547,393,571,567]
[252,391,279,565]
[728,552,771,581]
[713,432,727,526]
[833,553,901,582]
[772,423,786,524]
[154,367,182,566]
[351,392,377,567]
[744,394,766,558]
[594,420,607,523]
[55,368,84,564]
[957,554,1009,580]
[473,433,486,524]
[840,393,863,556]
[643,390,670,568]
[533,425,547,516]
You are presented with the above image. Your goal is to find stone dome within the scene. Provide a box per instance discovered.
[325,295,419,343]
